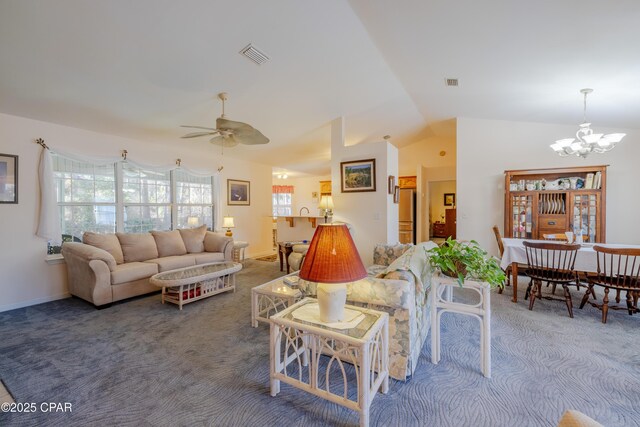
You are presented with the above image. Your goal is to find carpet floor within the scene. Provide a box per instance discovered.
[0,260,638,427]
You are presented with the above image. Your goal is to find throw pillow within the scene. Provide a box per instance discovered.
[116,232,159,263]
[151,230,187,258]
[83,232,125,264]
[179,225,207,253]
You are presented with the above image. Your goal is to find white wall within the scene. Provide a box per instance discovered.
[457,117,640,255]
[0,112,273,312]
[330,118,398,265]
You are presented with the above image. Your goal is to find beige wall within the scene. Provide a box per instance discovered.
[457,117,640,256]
[398,135,456,176]
[0,112,273,312]
[429,180,456,225]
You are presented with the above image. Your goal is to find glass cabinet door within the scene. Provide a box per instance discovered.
[511,194,534,239]
[571,193,599,242]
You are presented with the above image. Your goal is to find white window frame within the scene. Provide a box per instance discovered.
[51,156,216,247]
[272,191,292,216]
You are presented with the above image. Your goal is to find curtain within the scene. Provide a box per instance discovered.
[36,148,62,244]
[272,185,294,194]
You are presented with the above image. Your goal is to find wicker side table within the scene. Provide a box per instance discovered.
[232,241,249,263]
[251,273,302,327]
[270,298,389,427]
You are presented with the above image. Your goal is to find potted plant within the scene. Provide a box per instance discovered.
[426,237,505,288]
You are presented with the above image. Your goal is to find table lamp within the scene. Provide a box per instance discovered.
[187,217,199,228]
[319,195,334,223]
[223,216,235,237]
[298,223,366,322]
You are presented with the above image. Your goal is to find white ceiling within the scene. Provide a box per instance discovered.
[1,0,638,175]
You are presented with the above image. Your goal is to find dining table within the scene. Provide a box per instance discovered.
[500,238,640,303]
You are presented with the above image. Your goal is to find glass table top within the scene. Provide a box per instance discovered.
[153,262,240,281]
[279,298,382,340]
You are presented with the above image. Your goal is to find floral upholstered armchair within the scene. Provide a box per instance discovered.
[300,242,436,381]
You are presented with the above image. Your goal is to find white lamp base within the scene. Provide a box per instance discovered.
[317,282,347,323]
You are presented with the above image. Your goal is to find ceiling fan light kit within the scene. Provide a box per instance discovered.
[550,88,625,158]
[181,92,270,147]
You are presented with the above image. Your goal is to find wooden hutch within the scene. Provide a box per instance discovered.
[504,165,607,243]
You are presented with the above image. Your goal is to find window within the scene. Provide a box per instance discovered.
[175,170,214,229]
[53,157,117,240]
[122,164,172,233]
[49,155,216,253]
[272,185,293,216]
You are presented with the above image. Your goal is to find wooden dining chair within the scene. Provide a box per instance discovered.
[523,241,581,317]
[579,246,640,323]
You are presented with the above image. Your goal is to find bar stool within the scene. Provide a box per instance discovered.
[430,274,491,378]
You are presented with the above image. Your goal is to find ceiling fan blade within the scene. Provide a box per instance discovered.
[217,118,270,145]
[181,131,218,139]
[180,125,218,131]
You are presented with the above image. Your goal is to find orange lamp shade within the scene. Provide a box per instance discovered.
[298,223,367,284]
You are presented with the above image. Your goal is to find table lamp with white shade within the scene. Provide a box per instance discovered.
[319,195,334,223]
[187,217,200,228]
[223,216,235,237]
[298,223,366,322]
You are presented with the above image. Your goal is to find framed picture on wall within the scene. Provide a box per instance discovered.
[444,193,455,206]
[0,153,18,204]
[340,159,376,193]
[388,175,395,194]
[393,185,400,203]
[227,179,250,205]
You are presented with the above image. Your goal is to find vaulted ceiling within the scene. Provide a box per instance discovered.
[1,0,638,175]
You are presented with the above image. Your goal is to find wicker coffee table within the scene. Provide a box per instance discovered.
[150,262,242,310]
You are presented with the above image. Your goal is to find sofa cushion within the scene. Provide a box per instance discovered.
[193,252,225,265]
[204,231,229,253]
[179,225,207,253]
[151,230,187,258]
[116,232,159,263]
[144,255,196,272]
[83,232,125,265]
[110,262,158,285]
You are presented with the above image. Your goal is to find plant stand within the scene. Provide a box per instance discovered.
[430,274,492,378]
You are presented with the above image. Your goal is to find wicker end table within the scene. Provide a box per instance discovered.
[269,297,389,427]
[251,273,302,327]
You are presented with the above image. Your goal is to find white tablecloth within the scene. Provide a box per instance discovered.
[500,238,640,273]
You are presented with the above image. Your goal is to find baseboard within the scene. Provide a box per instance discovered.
[0,293,71,313]
[248,249,278,259]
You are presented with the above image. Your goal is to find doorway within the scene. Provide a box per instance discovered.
[428,180,456,241]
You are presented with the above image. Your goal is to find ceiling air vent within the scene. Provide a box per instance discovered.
[239,44,270,65]
[445,78,459,87]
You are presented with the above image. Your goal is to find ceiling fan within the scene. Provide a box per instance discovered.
[180,92,269,147]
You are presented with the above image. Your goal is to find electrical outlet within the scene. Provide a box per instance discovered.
[373,212,381,220]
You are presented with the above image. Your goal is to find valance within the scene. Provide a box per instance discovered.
[272,185,294,194]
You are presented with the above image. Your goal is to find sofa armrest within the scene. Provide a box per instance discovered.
[299,277,414,310]
[62,242,117,270]
[61,242,114,306]
[204,232,233,261]
[349,277,414,310]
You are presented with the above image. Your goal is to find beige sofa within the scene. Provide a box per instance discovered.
[61,225,233,307]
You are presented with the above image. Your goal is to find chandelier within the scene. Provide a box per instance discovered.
[550,88,625,158]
